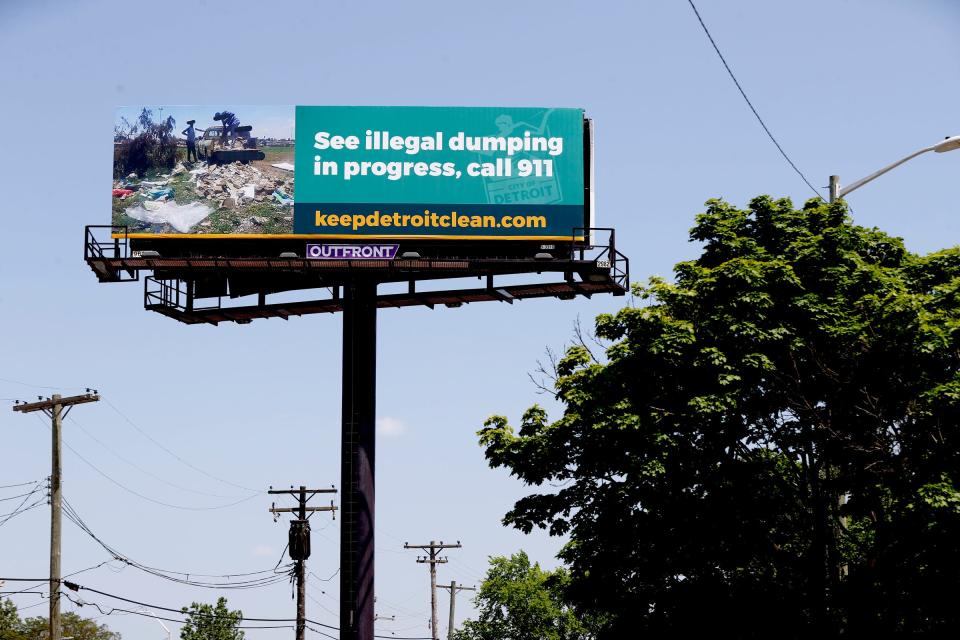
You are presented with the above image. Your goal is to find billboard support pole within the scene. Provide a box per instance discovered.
[340,278,377,640]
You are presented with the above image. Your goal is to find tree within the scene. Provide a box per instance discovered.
[479,196,960,636]
[1,599,25,640]
[19,613,119,640]
[454,551,596,640]
[180,597,243,640]
[113,107,179,178]
[2,601,118,640]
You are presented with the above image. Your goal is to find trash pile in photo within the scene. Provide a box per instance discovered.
[191,162,294,209]
[113,161,294,233]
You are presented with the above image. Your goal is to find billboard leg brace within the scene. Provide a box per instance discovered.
[340,278,377,640]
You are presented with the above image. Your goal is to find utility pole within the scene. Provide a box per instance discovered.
[438,581,475,640]
[828,175,840,203]
[12,390,100,640]
[404,541,462,640]
[269,485,337,640]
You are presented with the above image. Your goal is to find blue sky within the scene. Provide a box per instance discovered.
[1,1,958,639]
[114,105,295,139]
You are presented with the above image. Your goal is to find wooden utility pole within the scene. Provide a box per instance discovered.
[13,391,100,640]
[438,581,475,640]
[404,541,462,640]
[268,485,337,640]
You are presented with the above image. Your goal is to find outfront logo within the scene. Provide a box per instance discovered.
[306,244,399,260]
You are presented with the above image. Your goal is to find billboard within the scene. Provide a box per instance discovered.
[112,106,588,241]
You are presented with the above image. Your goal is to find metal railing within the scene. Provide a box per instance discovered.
[144,277,222,314]
[84,225,138,282]
[84,225,129,260]
[572,227,630,291]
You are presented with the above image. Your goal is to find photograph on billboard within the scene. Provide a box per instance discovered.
[112,106,586,240]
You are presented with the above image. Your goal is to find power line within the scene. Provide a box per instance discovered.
[1,561,122,598]
[32,414,258,512]
[104,398,264,494]
[685,0,824,201]
[0,479,43,489]
[61,498,293,589]
[306,591,340,620]
[0,377,87,392]
[305,624,340,640]
[0,583,47,596]
[61,591,298,630]
[3,577,434,640]
[67,414,252,500]
[0,489,45,502]
[0,578,56,582]
[310,568,340,582]
[65,581,303,622]
[0,497,45,524]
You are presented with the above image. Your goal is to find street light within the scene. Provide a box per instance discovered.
[137,607,172,640]
[829,135,960,202]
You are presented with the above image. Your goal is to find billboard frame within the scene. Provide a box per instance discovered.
[114,109,595,248]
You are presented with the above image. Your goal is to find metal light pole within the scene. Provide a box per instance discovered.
[829,135,960,202]
[137,607,172,640]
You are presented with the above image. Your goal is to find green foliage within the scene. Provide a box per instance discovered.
[479,197,960,636]
[0,599,24,640]
[20,613,119,640]
[453,552,596,640]
[114,108,179,178]
[180,597,243,640]
[1,600,119,640]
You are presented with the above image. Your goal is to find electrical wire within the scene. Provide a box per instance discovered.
[0,479,42,489]
[31,414,258,512]
[8,380,262,495]
[61,498,293,589]
[686,0,824,201]
[0,376,87,392]
[0,490,43,502]
[274,542,291,571]
[67,581,303,622]
[309,568,339,582]
[306,591,340,619]
[8,577,433,640]
[66,415,253,500]
[62,431,258,511]
[0,561,117,598]
[0,483,45,527]
[104,398,264,494]
[305,624,339,640]
[62,592,297,630]
[0,578,53,582]
[0,584,46,596]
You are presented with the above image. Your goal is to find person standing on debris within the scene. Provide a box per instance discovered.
[213,111,240,146]
[182,119,198,162]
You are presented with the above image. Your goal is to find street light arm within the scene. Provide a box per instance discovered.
[833,135,960,201]
[838,145,935,199]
